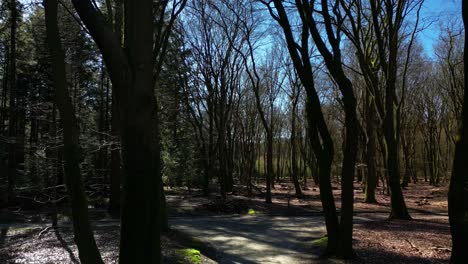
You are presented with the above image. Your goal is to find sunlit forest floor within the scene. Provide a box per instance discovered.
[0,181,450,263]
[168,180,450,263]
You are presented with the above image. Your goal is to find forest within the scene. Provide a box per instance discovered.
[0,0,467,263]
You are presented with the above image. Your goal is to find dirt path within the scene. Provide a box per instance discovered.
[170,215,343,264]
[169,212,449,264]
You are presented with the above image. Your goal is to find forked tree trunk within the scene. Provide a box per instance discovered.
[369,0,411,220]
[71,0,163,262]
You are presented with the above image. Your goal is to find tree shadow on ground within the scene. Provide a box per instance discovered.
[53,228,79,264]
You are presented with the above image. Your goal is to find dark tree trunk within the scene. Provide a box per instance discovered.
[364,89,377,203]
[265,130,273,203]
[448,1,468,262]
[291,99,302,196]
[7,0,18,204]
[0,48,8,135]
[218,121,227,199]
[384,89,411,219]
[385,117,411,219]
[276,139,281,183]
[314,133,338,254]
[109,91,121,216]
[305,0,359,255]
[44,1,104,263]
[401,131,411,188]
[270,0,341,254]
[29,82,39,184]
[71,0,163,262]
[336,79,358,258]
[369,0,411,219]
[108,0,122,217]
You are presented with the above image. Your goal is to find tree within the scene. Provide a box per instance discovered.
[285,62,303,196]
[236,4,276,203]
[448,0,468,262]
[70,0,168,262]
[6,0,17,204]
[184,0,243,198]
[368,0,424,219]
[44,0,104,263]
[263,0,359,257]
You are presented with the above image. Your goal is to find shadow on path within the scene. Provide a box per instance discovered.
[171,215,326,263]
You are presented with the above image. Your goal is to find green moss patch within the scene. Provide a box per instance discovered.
[311,236,328,248]
[175,248,201,264]
[247,208,256,215]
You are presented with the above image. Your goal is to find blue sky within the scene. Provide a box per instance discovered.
[421,0,461,57]
[18,0,462,59]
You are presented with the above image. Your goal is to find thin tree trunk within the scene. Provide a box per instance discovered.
[7,0,18,204]
[0,48,8,135]
[291,91,302,196]
[265,130,273,203]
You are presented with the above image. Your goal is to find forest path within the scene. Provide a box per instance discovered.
[170,212,447,264]
[171,215,346,264]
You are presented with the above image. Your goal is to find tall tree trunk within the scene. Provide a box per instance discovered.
[109,90,121,216]
[118,1,161,261]
[401,131,411,188]
[265,130,273,203]
[384,116,411,219]
[7,0,18,204]
[337,78,358,258]
[29,90,39,184]
[109,0,123,217]
[218,121,227,199]
[0,49,8,135]
[291,92,302,196]
[370,0,411,219]
[364,89,377,203]
[44,1,104,263]
[269,108,276,190]
[276,139,281,183]
[71,0,163,262]
[448,1,468,262]
[384,89,411,219]
[306,92,338,254]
